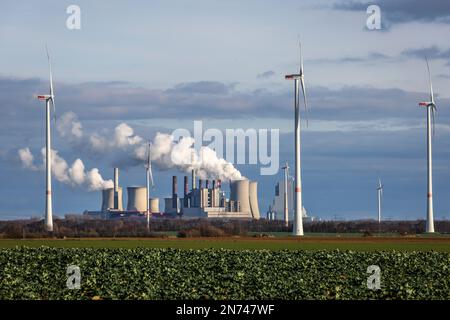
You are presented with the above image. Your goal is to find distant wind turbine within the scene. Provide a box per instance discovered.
[36,46,56,232]
[285,41,309,236]
[145,142,154,231]
[418,58,437,233]
[377,178,383,223]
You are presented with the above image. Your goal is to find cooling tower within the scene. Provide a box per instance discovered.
[126,186,147,212]
[149,198,160,213]
[101,187,123,211]
[249,181,261,220]
[230,179,250,214]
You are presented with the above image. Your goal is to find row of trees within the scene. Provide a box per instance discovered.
[0,216,449,238]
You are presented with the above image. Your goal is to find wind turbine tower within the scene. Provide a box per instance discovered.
[145,142,154,231]
[285,42,308,236]
[282,162,290,227]
[419,58,437,233]
[36,46,56,232]
[377,178,383,223]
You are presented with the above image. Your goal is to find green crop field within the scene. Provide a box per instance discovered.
[0,247,449,300]
[0,236,450,251]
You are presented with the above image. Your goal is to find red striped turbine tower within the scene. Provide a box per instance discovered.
[419,58,437,233]
[36,46,56,232]
[285,42,309,236]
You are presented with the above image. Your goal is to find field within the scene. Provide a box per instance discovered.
[1,234,450,251]
[1,247,449,300]
[1,234,449,300]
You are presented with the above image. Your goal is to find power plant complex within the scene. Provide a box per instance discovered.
[85,168,260,220]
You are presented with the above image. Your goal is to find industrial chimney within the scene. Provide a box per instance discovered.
[184,176,189,207]
[172,176,178,210]
[191,169,196,189]
[206,180,210,189]
[114,168,119,209]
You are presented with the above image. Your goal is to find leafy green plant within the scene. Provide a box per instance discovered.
[0,248,448,300]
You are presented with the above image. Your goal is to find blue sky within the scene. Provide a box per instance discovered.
[1,0,450,220]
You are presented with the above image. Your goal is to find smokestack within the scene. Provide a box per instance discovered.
[212,180,216,189]
[206,180,210,189]
[114,168,119,209]
[184,176,189,207]
[114,168,119,191]
[192,169,196,189]
[199,179,203,189]
[172,176,178,209]
[217,179,221,189]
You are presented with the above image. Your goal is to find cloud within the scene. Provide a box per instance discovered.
[167,81,233,95]
[401,46,450,65]
[311,52,392,64]
[334,0,450,26]
[257,71,275,79]
[17,147,113,191]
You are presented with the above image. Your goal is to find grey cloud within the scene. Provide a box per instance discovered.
[312,52,391,64]
[334,0,450,26]
[167,81,233,95]
[257,71,275,79]
[2,75,449,131]
[401,46,450,65]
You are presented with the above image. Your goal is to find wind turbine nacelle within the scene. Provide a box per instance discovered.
[285,74,301,80]
[36,95,51,100]
[419,102,431,107]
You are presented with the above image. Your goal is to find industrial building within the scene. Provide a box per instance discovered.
[268,179,312,221]
[84,168,261,220]
[166,170,260,219]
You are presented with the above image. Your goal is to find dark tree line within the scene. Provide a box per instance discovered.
[0,216,449,238]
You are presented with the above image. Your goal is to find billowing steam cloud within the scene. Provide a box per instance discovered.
[18,147,113,191]
[134,133,242,180]
[57,112,243,181]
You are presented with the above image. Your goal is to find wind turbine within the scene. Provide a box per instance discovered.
[285,41,308,236]
[36,46,56,232]
[419,58,436,233]
[145,142,154,231]
[376,178,383,223]
[282,162,290,227]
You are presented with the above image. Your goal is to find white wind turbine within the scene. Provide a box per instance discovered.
[285,41,308,236]
[36,46,56,232]
[377,178,383,223]
[145,142,155,231]
[419,58,437,233]
[282,161,290,227]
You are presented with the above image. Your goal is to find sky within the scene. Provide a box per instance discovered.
[1,0,450,221]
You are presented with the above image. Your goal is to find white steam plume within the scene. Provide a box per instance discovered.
[18,147,113,191]
[56,111,243,180]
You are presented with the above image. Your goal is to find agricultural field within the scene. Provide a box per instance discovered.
[0,247,449,300]
[0,235,450,251]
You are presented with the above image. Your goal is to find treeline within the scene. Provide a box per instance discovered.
[0,216,449,238]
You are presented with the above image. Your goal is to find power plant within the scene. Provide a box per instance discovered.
[84,168,260,220]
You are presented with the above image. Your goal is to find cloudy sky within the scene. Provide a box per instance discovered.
[1,0,450,220]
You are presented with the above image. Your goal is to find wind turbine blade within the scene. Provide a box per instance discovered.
[298,41,309,127]
[46,45,56,121]
[425,57,434,104]
[147,143,155,188]
[299,41,303,75]
[300,78,308,126]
